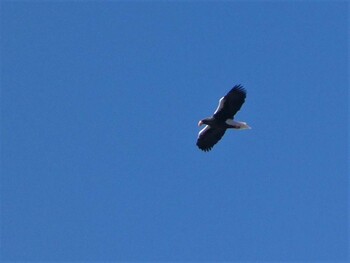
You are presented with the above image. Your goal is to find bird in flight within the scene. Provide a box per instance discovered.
[196,85,250,152]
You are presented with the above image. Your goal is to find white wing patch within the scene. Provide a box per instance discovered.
[198,125,211,138]
[213,97,225,115]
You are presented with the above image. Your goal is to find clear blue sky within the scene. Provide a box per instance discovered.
[1,1,348,262]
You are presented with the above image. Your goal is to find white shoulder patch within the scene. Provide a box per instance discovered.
[198,125,210,137]
[213,97,225,114]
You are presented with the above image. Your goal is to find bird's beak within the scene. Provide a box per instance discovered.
[198,120,203,126]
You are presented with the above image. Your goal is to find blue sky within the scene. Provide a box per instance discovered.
[1,1,348,262]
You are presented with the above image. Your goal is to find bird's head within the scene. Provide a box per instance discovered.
[198,119,211,126]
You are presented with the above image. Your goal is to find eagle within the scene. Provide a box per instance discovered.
[196,85,250,152]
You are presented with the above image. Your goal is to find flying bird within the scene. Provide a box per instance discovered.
[197,85,250,152]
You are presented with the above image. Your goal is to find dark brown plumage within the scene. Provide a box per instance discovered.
[197,85,250,152]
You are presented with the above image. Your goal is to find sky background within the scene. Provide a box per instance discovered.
[1,1,348,262]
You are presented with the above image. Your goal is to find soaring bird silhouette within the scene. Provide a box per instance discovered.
[197,85,250,152]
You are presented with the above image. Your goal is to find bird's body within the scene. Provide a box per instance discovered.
[196,85,250,152]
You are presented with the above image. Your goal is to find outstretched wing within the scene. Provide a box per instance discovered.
[196,125,226,152]
[213,85,246,121]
